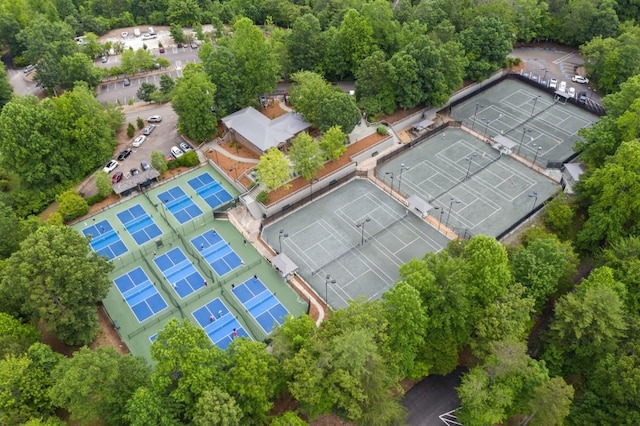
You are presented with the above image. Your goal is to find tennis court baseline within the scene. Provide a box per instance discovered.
[157,186,202,224]
[191,229,243,276]
[114,267,168,322]
[192,298,250,349]
[82,219,128,260]
[188,172,234,209]
[153,247,205,298]
[232,276,289,334]
[116,204,163,245]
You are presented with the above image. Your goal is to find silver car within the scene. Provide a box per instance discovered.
[142,125,156,136]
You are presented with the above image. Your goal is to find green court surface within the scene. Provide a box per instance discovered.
[452,79,599,167]
[72,165,307,362]
[377,128,560,237]
[263,180,450,310]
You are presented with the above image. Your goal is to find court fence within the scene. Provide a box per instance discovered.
[496,192,555,241]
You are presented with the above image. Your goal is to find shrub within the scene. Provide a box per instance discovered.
[126,123,135,137]
[136,117,144,129]
[86,194,107,206]
[151,151,168,174]
[56,190,89,222]
[168,151,200,169]
[377,126,388,135]
[256,191,269,204]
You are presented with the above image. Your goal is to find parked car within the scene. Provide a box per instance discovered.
[170,146,184,159]
[112,171,123,184]
[103,160,119,173]
[179,142,192,152]
[571,75,589,84]
[140,161,152,171]
[23,64,36,74]
[132,135,147,147]
[101,55,108,63]
[177,43,184,48]
[159,46,165,53]
[123,77,131,86]
[147,115,162,123]
[578,91,588,104]
[117,148,132,160]
[559,81,567,92]
[142,125,156,136]
[142,33,157,40]
[134,28,141,37]
[568,87,576,98]
[121,31,128,39]
[130,168,140,176]
[549,78,558,89]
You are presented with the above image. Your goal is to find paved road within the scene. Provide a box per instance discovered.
[403,367,466,426]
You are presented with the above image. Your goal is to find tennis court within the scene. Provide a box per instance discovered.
[191,229,243,276]
[116,204,163,245]
[188,172,234,209]
[157,186,203,224]
[153,247,206,298]
[82,219,128,260]
[377,128,559,237]
[452,79,599,166]
[113,267,168,322]
[263,180,450,309]
[232,276,289,334]
[192,298,250,349]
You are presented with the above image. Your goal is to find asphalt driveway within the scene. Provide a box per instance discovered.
[403,368,467,426]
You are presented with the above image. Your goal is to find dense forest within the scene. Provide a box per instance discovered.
[1,0,640,424]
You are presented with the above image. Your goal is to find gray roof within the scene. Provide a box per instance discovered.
[112,169,160,195]
[407,195,433,216]
[413,119,434,131]
[221,107,311,152]
[564,162,586,181]
[272,253,298,277]
[493,135,518,149]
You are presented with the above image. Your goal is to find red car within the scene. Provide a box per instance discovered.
[159,47,165,53]
[112,171,123,184]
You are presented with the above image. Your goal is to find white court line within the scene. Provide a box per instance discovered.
[552,52,576,64]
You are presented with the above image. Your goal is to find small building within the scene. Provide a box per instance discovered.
[412,118,434,134]
[491,135,518,155]
[112,169,160,197]
[221,107,311,155]
[562,162,586,193]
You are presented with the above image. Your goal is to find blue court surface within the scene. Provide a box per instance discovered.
[114,267,168,322]
[149,333,158,343]
[157,186,203,224]
[191,230,243,276]
[192,298,250,349]
[232,277,289,334]
[153,247,206,298]
[188,172,234,209]
[82,219,128,260]
[116,204,163,246]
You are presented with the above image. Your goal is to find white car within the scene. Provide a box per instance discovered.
[121,31,128,39]
[559,81,567,92]
[170,146,184,159]
[147,115,162,123]
[571,75,589,84]
[568,87,576,98]
[549,78,558,89]
[179,142,192,152]
[142,33,157,40]
[132,135,147,147]
[103,160,119,173]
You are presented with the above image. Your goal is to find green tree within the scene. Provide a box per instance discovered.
[137,82,157,102]
[200,45,242,117]
[0,312,39,359]
[167,0,202,26]
[319,125,347,160]
[151,151,168,173]
[0,61,13,111]
[355,51,396,117]
[361,0,399,54]
[601,236,640,313]
[192,387,242,426]
[49,347,150,426]
[172,69,217,142]
[271,411,308,426]
[459,16,513,81]
[0,199,22,258]
[526,377,574,426]
[58,53,102,90]
[56,190,89,222]
[124,387,179,426]
[542,194,577,241]
[389,52,422,110]
[289,132,323,180]
[287,14,323,73]
[169,23,185,44]
[338,9,375,76]
[256,148,290,191]
[0,225,112,345]
[151,319,228,421]
[557,0,619,46]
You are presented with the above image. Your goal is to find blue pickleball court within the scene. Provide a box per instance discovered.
[82,219,128,260]
[192,298,250,349]
[114,267,168,322]
[153,247,205,298]
[191,230,243,277]
[232,277,289,334]
[116,204,163,245]
[157,186,203,224]
[187,172,234,209]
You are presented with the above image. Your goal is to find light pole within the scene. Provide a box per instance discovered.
[385,171,394,194]
[310,178,318,201]
[433,206,445,232]
[528,191,538,216]
[472,103,484,131]
[397,164,410,193]
[445,197,461,228]
[482,119,492,139]
[518,127,532,154]
[532,146,542,168]
[325,274,336,307]
[531,95,541,116]
[356,217,371,246]
[278,229,288,254]
[464,153,477,180]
